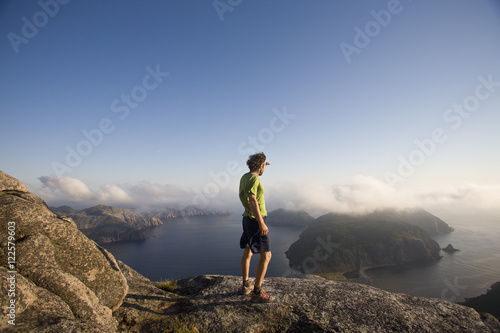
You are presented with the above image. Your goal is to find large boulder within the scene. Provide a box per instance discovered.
[0,171,128,332]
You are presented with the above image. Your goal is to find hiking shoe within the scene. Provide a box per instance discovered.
[240,281,254,295]
[251,289,273,303]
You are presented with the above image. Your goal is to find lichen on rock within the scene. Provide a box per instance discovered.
[0,171,128,332]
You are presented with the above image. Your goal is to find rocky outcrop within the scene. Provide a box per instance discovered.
[0,171,128,332]
[115,267,500,332]
[442,243,460,253]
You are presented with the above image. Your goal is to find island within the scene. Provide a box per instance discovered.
[442,243,460,253]
[286,209,447,280]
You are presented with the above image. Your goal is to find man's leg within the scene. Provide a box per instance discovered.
[241,246,253,282]
[254,251,272,288]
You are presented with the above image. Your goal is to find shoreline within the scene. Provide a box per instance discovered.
[358,264,400,285]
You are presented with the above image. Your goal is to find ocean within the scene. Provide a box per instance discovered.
[365,213,500,302]
[102,213,304,281]
[102,212,500,302]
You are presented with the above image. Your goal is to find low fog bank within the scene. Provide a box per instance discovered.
[30,174,500,217]
[267,175,500,218]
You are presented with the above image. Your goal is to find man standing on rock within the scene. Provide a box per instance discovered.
[239,152,273,303]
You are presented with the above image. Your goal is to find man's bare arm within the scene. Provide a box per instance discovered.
[248,194,269,236]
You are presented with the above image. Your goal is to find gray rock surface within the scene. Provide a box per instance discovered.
[116,270,500,332]
[0,171,29,193]
[0,171,128,332]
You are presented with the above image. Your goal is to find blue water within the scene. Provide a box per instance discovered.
[365,213,500,302]
[102,213,304,281]
[102,212,500,302]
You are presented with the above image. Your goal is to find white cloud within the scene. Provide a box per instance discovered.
[415,183,500,214]
[36,175,192,209]
[35,174,500,215]
[268,176,500,216]
[38,175,95,201]
[97,185,133,205]
[125,181,190,206]
[268,176,417,215]
[331,175,418,212]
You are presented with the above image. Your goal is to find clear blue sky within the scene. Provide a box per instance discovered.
[1,0,500,214]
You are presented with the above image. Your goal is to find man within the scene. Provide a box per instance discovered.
[239,152,273,303]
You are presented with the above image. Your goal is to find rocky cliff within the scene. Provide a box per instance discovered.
[0,171,128,332]
[50,205,230,243]
[1,170,499,332]
[50,205,163,243]
[51,205,163,230]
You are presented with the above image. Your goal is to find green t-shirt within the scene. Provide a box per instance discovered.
[239,172,267,218]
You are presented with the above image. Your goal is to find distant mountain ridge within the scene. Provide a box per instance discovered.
[363,207,454,235]
[52,205,162,229]
[50,204,230,243]
[140,206,230,222]
[266,208,315,227]
[266,207,454,235]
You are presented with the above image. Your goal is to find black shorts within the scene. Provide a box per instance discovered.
[240,216,271,254]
